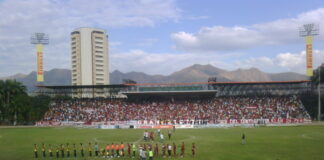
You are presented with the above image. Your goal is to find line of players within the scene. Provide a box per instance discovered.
[33,142,196,159]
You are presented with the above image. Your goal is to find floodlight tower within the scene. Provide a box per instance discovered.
[299,23,319,76]
[31,33,49,82]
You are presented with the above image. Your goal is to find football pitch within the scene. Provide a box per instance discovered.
[0,125,324,160]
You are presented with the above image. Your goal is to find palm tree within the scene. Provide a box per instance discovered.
[0,80,26,125]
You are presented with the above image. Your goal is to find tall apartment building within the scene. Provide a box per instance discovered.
[71,28,109,86]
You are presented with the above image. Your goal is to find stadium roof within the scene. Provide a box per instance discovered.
[123,90,218,99]
[123,90,217,95]
[36,84,127,89]
[36,80,311,89]
[124,80,311,86]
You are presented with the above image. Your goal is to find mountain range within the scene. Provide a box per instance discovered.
[0,64,308,92]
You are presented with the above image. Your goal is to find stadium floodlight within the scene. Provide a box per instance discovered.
[31,33,49,45]
[31,33,49,82]
[299,23,319,37]
[299,23,319,77]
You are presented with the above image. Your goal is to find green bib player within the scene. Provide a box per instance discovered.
[80,143,84,157]
[41,143,46,158]
[48,144,53,158]
[56,146,60,158]
[33,144,38,158]
[73,144,77,157]
[88,142,92,157]
[60,144,65,158]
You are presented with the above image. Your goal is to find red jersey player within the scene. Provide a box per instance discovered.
[127,143,131,157]
[154,144,159,157]
[181,142,185,158]
[192,143,195,157]
[173,142,177,156]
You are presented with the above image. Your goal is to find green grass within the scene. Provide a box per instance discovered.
[0,125,324,160]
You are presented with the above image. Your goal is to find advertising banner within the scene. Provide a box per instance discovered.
[36,44,44,82]
[305,36,313,76]
[153,125,173,129]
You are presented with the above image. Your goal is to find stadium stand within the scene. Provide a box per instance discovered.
[41,96,310,124]
[37,81,313,127]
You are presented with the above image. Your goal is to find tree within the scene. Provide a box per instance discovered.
[0,80,27,125]
[302,64,324,120]
[310,64,324,84]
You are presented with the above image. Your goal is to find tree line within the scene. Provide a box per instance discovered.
[0,80,50,125]
[300,65,324,120]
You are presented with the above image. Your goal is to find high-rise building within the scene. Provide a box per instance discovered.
[71,28,109,86]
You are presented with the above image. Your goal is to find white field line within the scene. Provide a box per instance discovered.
[93,136,142,145]
[301,134,317,140]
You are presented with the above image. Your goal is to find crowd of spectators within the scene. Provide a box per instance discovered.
[42,96,311,123]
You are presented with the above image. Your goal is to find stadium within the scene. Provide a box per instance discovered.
[1,1,324,160]
[1,78,323,159]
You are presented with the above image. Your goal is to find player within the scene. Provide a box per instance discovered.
[48,144,53,158]
[99,146,106,158]
[55,145,59,158]
[148,148,154,160]
[143,143,147,151]
[157,129,161,136]
[242,133,246,144]
[73,143,76,158]
[162,143,166,158]
[80,143,84,157]
[116,143,120,157]
[154,143,159,157]
[167,144,172,158]
[143,131,146,141]
[173,142,177,156]
[181,142,185,158]
[150,131,154,141]
[139,146,143,160]
[41,143,46,158]
[160,133,164,143]
[121,142,125,157]
[34,144,38,158]
[111,143,115,157]
[66,143,70,158]
[192,143,195,157]
[168,130,172,140]
[94,142,99,156]
[60,144,65,158]
[127,143,131,157]
[132,143,136,157]
[88,142,92,157]
[105,144,110,158]
[173,125,176,132]
[141,148,147,160]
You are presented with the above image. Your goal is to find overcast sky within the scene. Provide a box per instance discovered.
[1,0,324,77]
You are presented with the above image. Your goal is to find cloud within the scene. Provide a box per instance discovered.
[0,0,180,77]
[110,49,324,75]
[171,8,324,52]
[110,49,232,75]
[136,38,158,47]
[234,50,324,73]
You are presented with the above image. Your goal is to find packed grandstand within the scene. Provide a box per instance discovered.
[36,81,313,127]
[37,96,311,127]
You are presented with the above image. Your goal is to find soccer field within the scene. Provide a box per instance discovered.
[0,125,324,160]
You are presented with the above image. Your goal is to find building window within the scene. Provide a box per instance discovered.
[95,37,103,40]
